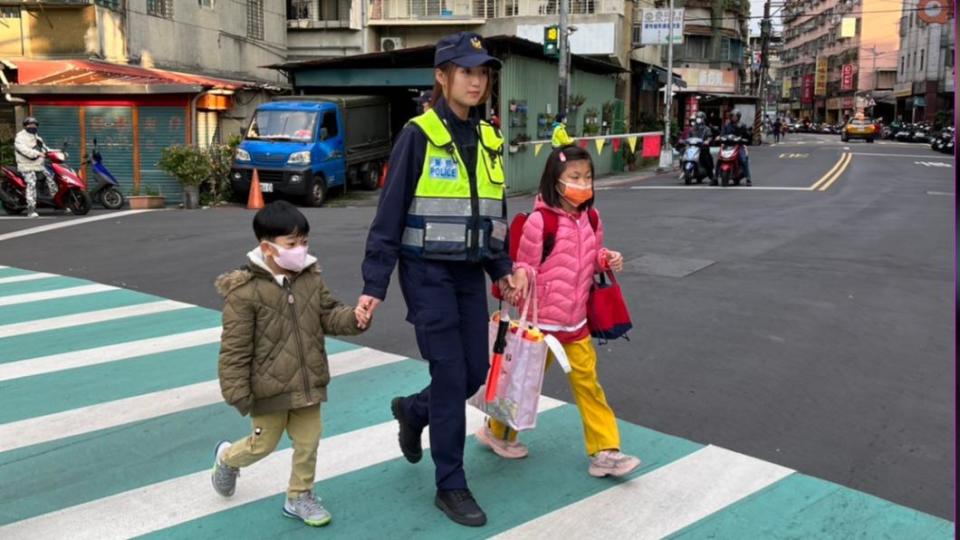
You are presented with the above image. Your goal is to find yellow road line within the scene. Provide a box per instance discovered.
[809,152,849,191]
[817,153,852,191]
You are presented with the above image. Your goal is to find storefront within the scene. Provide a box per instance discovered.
[3,59,271,203]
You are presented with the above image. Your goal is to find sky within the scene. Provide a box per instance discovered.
[748,0,784,36]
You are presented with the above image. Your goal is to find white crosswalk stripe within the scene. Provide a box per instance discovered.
[494,445,794,539]
[0,347,406,454]
[0,272,55,285]
[0,300,193,339]
[0,396,565,540]
[0,284,116,306]
[0,328,222,382]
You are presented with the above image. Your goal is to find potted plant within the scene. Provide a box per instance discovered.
[570,94,586,111]
[158,144,212,210]
[128,185,165,209]
[509,133,530,153]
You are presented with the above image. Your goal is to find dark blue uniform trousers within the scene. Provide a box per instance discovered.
[397,257,489,491]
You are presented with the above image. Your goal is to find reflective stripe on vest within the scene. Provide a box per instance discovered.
[401,108,507,259]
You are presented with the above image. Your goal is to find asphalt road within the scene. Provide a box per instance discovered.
[1,133,954,519]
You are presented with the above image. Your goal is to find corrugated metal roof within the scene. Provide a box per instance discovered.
[9,59,259,90]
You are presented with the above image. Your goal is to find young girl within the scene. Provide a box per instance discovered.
[476,145,642,478]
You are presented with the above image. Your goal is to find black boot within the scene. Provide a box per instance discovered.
[390,397,422,463]
[435,489,487,527]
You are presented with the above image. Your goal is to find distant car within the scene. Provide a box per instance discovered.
[841,118,877,142]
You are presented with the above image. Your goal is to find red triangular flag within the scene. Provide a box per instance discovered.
[577,139,589,149]
[642,135,662,158]
[612,138,622,152]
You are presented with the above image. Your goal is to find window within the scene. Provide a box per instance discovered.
[919,49,924,71]
[321,111,338,138]
[199,0,214,9]
[247,0,264,40]
[288,0,310,19]
[95,0,122,10]
[947,48,955,68]
[900,55,905,75]
[147,0,173,18]
[0,7,19,18]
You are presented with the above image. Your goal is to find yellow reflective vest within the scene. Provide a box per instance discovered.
[401,108,508,261]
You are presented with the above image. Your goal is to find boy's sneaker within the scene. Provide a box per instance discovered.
[435,489,487,527]
[391,396,423,463]
[211,441,239,497]
[588,450,642,478]
[26,212,39,219]
[475,425,528,459]
[283,492,332,527]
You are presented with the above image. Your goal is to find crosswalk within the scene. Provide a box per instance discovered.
[0,266,953,539]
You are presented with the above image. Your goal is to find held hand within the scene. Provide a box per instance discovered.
[499,268,528,306]
[355,295,382,330]
[605,250,624,272]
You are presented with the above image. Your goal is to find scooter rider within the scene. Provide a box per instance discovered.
[719,112,752,186]
[14,117,58,218]
[690,111,717,183]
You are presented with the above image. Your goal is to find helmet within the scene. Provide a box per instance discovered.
[22,116,39,127]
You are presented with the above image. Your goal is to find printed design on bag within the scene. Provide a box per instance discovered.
[429,158,459,180]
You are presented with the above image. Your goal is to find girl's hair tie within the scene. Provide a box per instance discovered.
[558,152,567,163]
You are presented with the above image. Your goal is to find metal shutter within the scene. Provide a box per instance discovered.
[138,107,186,202]
[85,107,135,196]
[30,106,82,170]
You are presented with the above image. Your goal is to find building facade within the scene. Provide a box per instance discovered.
[893,0,955,123]
[780,0,902,123]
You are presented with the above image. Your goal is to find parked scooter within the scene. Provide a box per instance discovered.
[910,123,932,143]
[677,137,712,185]
[931,127,954,153]
[894,124,915,142]
[84,139,125,209]
[715,135,748,187]
[0,143,91,216]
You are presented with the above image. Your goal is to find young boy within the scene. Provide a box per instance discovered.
[212,200,367,527]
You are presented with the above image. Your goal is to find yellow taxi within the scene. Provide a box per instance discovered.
[841,115,877,143]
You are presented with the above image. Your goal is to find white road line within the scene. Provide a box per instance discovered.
[0,328,222,382]
[0,284,116,307]
[0,210,158,243]
[0,347,406,454]
[0,300,192,339]
[0,272,55,285]
[0,396,566,539]
[493,445,794,540]
[852,152,951,159]
[927,191,954,196]
[628,186,814,192]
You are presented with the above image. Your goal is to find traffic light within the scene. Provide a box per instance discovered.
[544,25,559,57]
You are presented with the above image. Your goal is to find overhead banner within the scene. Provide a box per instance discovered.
[639,9,685,45]
[841,64,855,91]
[782,78,793,99]
[815,56,828,96]
[802,74,815,104]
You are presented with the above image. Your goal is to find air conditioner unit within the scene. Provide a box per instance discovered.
[381,37,404,52]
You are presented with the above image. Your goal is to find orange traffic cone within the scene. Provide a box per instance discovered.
[379,162,389,188]
[247,169,264,210]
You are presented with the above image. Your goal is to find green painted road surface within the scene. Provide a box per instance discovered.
[0,268,952,539]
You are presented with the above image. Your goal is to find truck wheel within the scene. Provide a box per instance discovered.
[305,177,327,207]
[361,165,380,191]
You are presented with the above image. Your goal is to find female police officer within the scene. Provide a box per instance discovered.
[356,32,526,527]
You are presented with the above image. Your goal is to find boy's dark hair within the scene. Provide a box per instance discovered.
[252,200,310,241]
[538,145,595,211]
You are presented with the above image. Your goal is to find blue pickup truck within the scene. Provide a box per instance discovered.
[230,95,392,206]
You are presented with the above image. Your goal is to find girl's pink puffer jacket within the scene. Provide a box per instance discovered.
[514,196,608,331]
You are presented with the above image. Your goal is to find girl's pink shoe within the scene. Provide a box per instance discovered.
[475,425,529,459]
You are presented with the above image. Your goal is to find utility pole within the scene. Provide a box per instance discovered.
[658,0,676,170]
[558,0,569,116]
[756,0,771,145]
